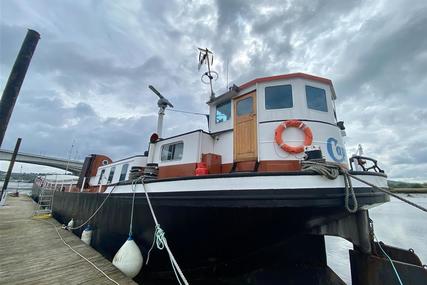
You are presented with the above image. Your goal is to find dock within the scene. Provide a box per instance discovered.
[0,194,137,285]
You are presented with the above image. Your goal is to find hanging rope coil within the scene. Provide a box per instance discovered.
[302,160,427,213]
[302,161,358,213]
[347,173,427,213]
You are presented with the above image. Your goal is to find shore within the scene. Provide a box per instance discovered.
[389,187,427,194]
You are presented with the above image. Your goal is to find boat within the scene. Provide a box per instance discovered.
[32,52,427,284]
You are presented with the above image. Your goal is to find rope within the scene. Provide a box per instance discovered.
[33,218,119,285]
[302,160,427,213]
[140,180,190,285]
[301,161,340,179]
[128,180,137,236]
[374,234,404,285]
[67,184,118,230]
[168,109,208,116]
[343,170,358,213]
[301,161,358,213]
[346,173,427,213]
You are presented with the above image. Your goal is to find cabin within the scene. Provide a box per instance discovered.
[147,72,347,178]
[79,72,348,190]
[92,155,147,186]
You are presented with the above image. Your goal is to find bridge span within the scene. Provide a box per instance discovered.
[0,149,83,175]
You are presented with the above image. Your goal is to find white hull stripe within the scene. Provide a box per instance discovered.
[105,174,387,194]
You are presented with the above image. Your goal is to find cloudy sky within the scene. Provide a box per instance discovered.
[1,0,426,181]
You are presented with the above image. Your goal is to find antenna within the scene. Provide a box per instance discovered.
[198,47,218,101]
[226,57,229,90]
[148,85,174,138]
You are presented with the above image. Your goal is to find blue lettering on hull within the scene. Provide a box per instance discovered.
[327,137,346,163]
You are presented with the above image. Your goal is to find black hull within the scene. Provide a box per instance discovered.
[46,184,389,284]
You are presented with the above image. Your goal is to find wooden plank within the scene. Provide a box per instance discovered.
[0,195,137,285]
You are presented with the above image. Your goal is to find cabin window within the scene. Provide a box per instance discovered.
[161,142,184,161]
[306,86,328,112]
[98,169,105,184]
[236,97,253,116]
[265,85,293,109]
[216,100,231,123]
[107,166,115,184]
[119,164,128,181]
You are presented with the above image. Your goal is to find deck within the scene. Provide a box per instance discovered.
[0,194,137,284]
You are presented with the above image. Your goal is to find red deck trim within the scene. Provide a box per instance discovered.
[239,73,333,90]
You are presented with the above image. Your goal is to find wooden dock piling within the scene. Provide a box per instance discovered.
[0,195,137,284]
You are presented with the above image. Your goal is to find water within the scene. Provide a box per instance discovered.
[326,194,427,284]
[0,181,33,196]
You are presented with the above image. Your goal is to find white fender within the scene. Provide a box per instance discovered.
[112,236,143,278]
[81,225,93,245]
[67,218,74,230]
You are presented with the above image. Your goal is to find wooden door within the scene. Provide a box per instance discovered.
[233,92,257,161]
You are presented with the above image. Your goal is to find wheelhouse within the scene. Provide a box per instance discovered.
[143,72,347,178]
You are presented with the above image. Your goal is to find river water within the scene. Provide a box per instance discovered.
[0,181,33,196]
[1,182,425,284]
[326,194,427,283]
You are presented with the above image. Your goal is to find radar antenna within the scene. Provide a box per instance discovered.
[198,47,218,101]
[148,85,174,138]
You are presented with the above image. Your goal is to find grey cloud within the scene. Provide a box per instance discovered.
[1,0,426,181]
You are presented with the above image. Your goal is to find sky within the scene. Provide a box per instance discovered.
[0,0,426,181]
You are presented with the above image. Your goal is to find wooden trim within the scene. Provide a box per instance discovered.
[258,160,301,172]
[221,160,301,173]
[158,163,197,179]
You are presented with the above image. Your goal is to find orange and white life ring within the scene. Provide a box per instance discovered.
[274,120,313,154]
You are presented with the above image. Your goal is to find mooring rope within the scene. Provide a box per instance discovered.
[302,160,427,213]
[67,184,119,230]
[346,173,427,213]
[374,234,404,285]
[33,217,120,285]
[140,179,190,285]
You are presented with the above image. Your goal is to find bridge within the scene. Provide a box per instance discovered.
[0,149,83,175]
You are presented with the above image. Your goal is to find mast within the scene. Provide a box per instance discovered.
[198,48,218,101]
[148,85,174,138]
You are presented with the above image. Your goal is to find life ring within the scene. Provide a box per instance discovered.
[274,120,313,154]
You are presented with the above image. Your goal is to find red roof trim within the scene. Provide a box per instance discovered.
[239,72,333,90]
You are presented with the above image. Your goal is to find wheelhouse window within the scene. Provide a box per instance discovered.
[215,100,231,123]
[306,86,328,112]
[107,166,115,184]
[119,164,128,181]
[265,85,293,109]
[161,142,184,161]
[98,169,105,184]
[236,97,253,116]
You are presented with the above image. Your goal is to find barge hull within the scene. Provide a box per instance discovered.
[49,186,388,284]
